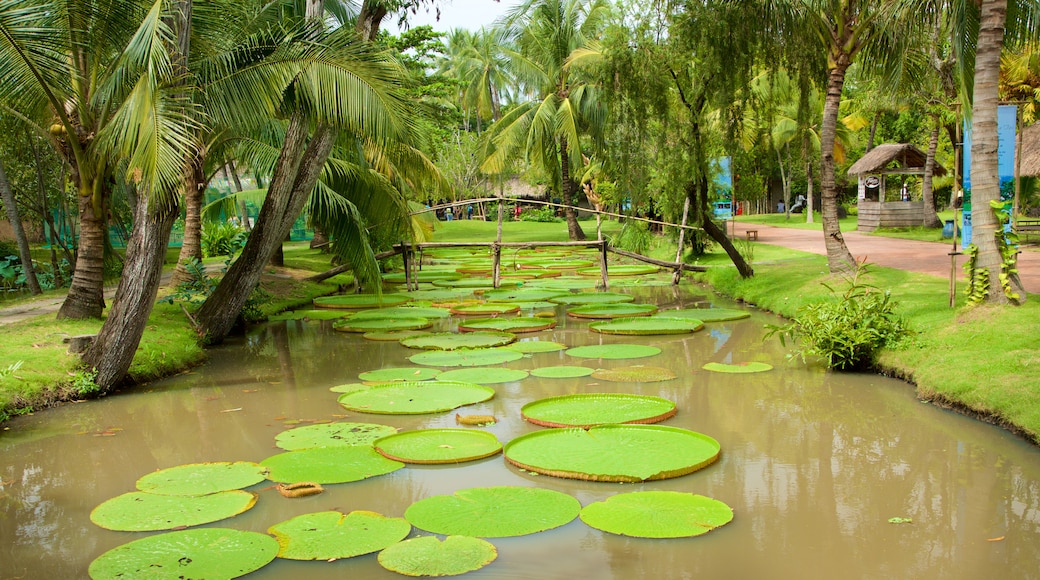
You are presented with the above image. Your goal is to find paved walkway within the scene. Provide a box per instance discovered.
[730,221,1040,294]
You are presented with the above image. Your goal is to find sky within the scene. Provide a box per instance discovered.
[385,0,515,34]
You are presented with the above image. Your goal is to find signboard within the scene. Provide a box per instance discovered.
[962,105,1017,244]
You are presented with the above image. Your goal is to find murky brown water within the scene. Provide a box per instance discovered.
[3,283,1040,579]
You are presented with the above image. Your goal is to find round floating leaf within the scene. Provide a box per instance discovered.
[579,492,734,538]
[333,317,432,333]
[409,348,524,367]
[449,303,521,316]
[135,462,267,497]
[458,317,556,333]
[314,294,412,309]
[530,365,596,378]
[261,446,403,484]
[383,270,462,284]
[330,383,370,394]
[520,259,594,270]
[435,368,529,384]
[88,528,278,580]
[90,490,257,532]
[404,486,580,538]
[567,303,658,319]
[564,344,661,360]
[337,381,495,414]
[364,329,432,342]
[590,316,704,335]
[401,289,475,302]
[359,367,442,382]
[275,422,398,450]
[268,510,411,560]
[521,394,677,428]
[590,366,677,383]
[378,535,497,577]
[348,306,452,320]
[549,292,635,305]
[483,288,568,302]
[576,264,659,276]
[524,277,598,290]
[503,425,720,482]
[503,341,567,354]
[514,301,558,310]
[702,361,773,373]
[655,308,751,322]
[269,309,349,321]
[401,331,517,351]
[433,278,520,289]
[374,429,502,464]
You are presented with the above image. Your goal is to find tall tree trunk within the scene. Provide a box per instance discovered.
[57,178,108,319]
[819,59,856,273]
[172,153,206,285]
[559,137,586,241]
[225,162,251,230]
[0,158,42,294]
[866,111,880,152]
[802,133,814,224]
[687,178,752,278]
[777,145,790,218]
[921,116,942,228]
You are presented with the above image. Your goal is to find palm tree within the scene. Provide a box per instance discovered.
[0,155,42,294]
[441,26,512,132]
[481,0,611,241]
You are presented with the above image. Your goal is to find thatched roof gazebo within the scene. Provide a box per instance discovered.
[848,143,946,232]
[1018,122,1040,177]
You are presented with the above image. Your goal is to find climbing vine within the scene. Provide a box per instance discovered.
[962,200,1021,305]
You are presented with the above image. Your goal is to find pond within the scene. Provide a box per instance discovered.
[2,279,1040,579]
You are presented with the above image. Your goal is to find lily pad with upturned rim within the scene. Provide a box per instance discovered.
[382,271,462,284]
[347,306,452,320]
[404,486,581,538]
[268,510,412,560]
[260,446,404,484]
[269,309,350,321]
[364,329,432,341]
[576,264,659,276]
[90,490,257,532]
[520,394,677,428]
[435,368,529,384]
[654,308,751,322]
[333,317,432,333]
[373,429,502,464]
[590,366,677,383]
[590,316,704,335]
[358,367,442,382]
[458,317,556,333]
[378,535,497,577]
[329,383,370,394]
[566,303,658,319]
[579,492,734,538]
[275,422,398,450]
[409,348,524,367]
[87,528,278,580]
[549,292,635,305]
[530,365,596,378]
[503,341,567,354]
[314,294,412,309]
[449,303,521,316]
[400,289,475,302]
[564,344,661,360]
[503,425,720,482]
[401,331,517,351]
[524,277,598,290]
[482,288,569,302]
[702,361,773,373]
[337,381,496,414]
[135,462,267,497]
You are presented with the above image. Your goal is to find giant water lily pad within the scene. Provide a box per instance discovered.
[269,309,349,321]
[314,294,412,309]
[503,425,720,482]
[449,303,521,316]
[564,344,661,360]
[348,306,452,320]
[567,303,658,319]
[458,317,556,333]
[409,348,524,367]
[482,288,568,302]
[275,422,398,450]
[383,271,462,284]
[576,264,659,276]
[503,341,566,354]
[401,289,474,302]
[521,394,677,428]
[374,429,502,464]
[590,317,704,335]
[329,383,370,394]
[579,491,734,538]
[268,510,411,560]
[436,368,529,384]
[364,329,432,342]
[338,381,495,414]
[702,361,773,373]
[135,462,267,497]
[261,446,404,484]
[655,308,751,322]
[590,365,677,383]
[401,331,516,351]
[88,528,278,580]
[524,277,598,290]
[521,259,595,270]
[91,490,257,531]
[333,317,432,333]
[378,535,497,577]
[549,292,635,305]
[404,486,580,538]
[359,367,442,382]
[530,365,596,378]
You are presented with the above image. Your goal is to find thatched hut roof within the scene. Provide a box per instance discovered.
[502,178,545,199]
[1018,122,1040,177]
[847,143,947,177]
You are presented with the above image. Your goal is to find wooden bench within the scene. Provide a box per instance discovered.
[1015,219,1040,242]
[745,230,758,241]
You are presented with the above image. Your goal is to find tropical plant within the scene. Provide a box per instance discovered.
[201,221,247,258]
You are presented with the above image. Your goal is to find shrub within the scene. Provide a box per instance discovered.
[201,221,247,257]
[609,221,653,255]
[519,206,560,223]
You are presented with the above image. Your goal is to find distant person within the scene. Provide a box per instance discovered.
[777,200,785,213]
[900,184,910,202]
[446,206,454,221]
[467,204,473,220]
[514,205,522,220]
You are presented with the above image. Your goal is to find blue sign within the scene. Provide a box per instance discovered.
[962,105,1016,245]
[712,157,733,201]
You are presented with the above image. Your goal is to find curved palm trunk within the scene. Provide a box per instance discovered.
[559,137,586,241]
[172,153,206,285]
[0,158,42,294]
[688,178,752,278]
[58,181,108,319]
[921,117,942,228]
[819,60,856,273]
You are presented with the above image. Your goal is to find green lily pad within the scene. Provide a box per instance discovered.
[483,288,568,302]
[329,383,370,394]
[503,425,720,482]
[337,381,496,414]
[702,361,774,373]
[378,535,497,577]
[549,292,635,305]
[590,316,704,335]
[364,329,432,341]
[514,300,559,310]
[268,510,412,560]
[409,348,524,367]
[275,422,398,450]
[521,259,595,270]
[567,303,658,319]
[576,264,659,276]
[261,446,404,484]
[579,492,734,538]
[404,486,581,538]
[359,367,442,382]
[374,429,503,464]
[400,289,475,302]
[88,528,278,580]
[450,303,521,315]
[654,308,751,322]
[383,270,463,283]
[90,490,257,532]
[564,344,661,360]
[347,306,452,320]
[401,331,517,351]
[135,462,267,497]
[458,317,556,333]
[435,368,529,384]
[590,365,677,383]
[435,278,522,289]
[521,394,677,428]
[503,341,567,354]
[530,365,596,378]
[333,317,432,333]
[524,277,598,290]
[314,294,412,309]
[269,309,349,321]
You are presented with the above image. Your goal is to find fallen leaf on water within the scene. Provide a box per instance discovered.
[242,389,259,393]
[272,416,286,421]
[205,396,221,401]
[987,536,1006,542]
[887,517,913,524]
[220,408,243,413]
